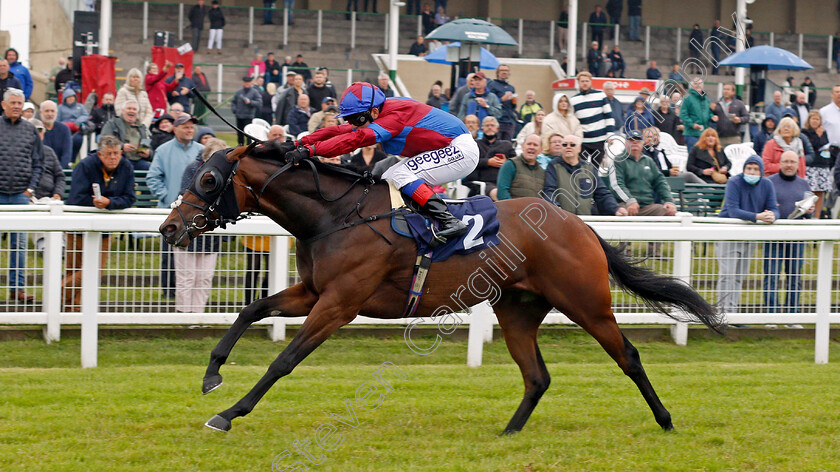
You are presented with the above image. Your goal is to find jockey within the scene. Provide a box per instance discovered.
[281,82,479,241]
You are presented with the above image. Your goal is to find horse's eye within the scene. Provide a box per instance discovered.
[200,172,220,192]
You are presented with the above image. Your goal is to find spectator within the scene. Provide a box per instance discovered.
[764,151,813,316]
[434,6,449,27]
[426,84,446,109]
[421,3,435,35]
[802,111,833,219]
[487,64,517,141]
[151,113,176,150]
[624,96,654,133]
[688,24,703,73]
[709,20,724,75]
[712,82,748,147]
[606,0,622,40]
[791,91,810,127]
[145,61,176,119]
[668,63,684,82]
[457,71,502,121]
[147,114,204,299]
[274,73,304,125]
[254,76,274,123]
[54,56,75,97]
[497,133,546,200]
[347,144,387,173]
[801,77,817,108]
[192,65,211,124]
[284,0,296,24]
[556,6,569,52]
[263,0,275,24]
[278,70,296,93]
[345,0,360,20]
[598,45,613,78]
[542,93,583,147]
[819,84,840,145]
[48,57,67,99]
[195,126,216,146]
[4,49,32,99]
[174,138,228,313]
[448,73,475,118]
[643,127,703,182]
[602,82,624,131]
[609,45,625,78]
[287,93,314,136]
[753,116,776,156]
[118,67,154,128]
[166,63,195,112]
[518,90,542,124]
[56,89,89,161]
[687,128,731,183]
[377,74,395,98]
[289,54,311,82]
[627,0,641,41]
[655,96,683,144]
[569,71,614,165]
[318,112,339,130]
[89,92,116,137]
[308,97,337,133]
[22,101,35,120]
[249,53,266,78]
[516,109,545,149]
[588,5,608,47]
[765,91,791,124]
[40,100,73,168]
[587,41,601,76]
[268,124,286,141]
[306,70,337,109]
[265,52,282,84]
[762,117,806,178]
[680,78,712,150]
[208,0,225,54]
[0,60,22,113]
[188,0,208,53]
[405,0,420,15]
[464,114,480,139]
[543,134,624,215]
[63,136,135,310]
[29,119,64,201]
[646,60,661,80]
[716,155,778,314]
[607,130,676,216]
[467,116,516,200]
[409,36,428,56]
[101,100,154,170]
[232,75,263,145]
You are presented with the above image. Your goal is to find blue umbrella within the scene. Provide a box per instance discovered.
[424,42,500,70]
[719,45,813,70]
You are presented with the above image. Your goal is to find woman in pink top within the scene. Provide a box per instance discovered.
[145,61,177,118]
[249,53,266,78]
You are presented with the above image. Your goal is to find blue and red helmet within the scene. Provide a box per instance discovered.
[337,82,387,118]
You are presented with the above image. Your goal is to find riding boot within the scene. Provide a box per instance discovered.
[417,194,468,242]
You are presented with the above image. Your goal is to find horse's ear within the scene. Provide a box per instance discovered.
[226,142,260,162]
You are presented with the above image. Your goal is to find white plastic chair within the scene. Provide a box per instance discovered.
[724,143,755,176]
[657,132,688,172]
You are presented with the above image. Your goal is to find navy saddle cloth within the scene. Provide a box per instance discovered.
[391,195,500,262]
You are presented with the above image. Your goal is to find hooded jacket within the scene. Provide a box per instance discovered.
[5,49,33,99]
[56,90,90,128]
[719,155,779,222]
[753,116,775,155]
[542,93,583,149]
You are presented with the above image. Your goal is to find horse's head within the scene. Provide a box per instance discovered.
[159,143,256,247]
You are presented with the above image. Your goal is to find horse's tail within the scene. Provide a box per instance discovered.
[590,226,727,334]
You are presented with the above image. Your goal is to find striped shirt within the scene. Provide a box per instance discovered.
[569,89,616,144]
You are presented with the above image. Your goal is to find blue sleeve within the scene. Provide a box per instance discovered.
[495,160,516,200]
[59,126,73,165]
[20,68,33,99]
[108,165,136,209]
[594,175,620,215]
[27,131,44,190]
[146,151,168,201]
[801,135,815,165]
[721,180,757,222]
[764,181,780,219]
[67,163,93,206]
[542,161,558,203]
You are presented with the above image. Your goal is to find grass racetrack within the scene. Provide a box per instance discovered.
[2,330,840,471]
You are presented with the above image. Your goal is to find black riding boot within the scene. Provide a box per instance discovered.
[417,194,468,242]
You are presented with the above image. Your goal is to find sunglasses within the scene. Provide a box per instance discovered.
[560,143,576,147]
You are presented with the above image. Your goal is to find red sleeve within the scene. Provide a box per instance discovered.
[762,142,780,176]
[145,69,168,89]
[299,123,378,157]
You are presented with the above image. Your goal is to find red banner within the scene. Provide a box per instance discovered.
[80,55,117,107]
[151,47,194,78]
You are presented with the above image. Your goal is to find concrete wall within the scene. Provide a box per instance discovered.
[29,0,74,102]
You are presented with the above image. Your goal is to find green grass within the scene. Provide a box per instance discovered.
[2,333,840,471]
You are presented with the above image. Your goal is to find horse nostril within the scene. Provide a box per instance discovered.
[162,224,177,237]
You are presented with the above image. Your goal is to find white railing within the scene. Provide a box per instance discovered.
[1,204,839,368]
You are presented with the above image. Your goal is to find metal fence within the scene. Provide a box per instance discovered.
[1,204,839,367]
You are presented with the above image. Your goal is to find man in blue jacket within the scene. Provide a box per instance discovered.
[63,136,136,310]
[716,155,779,315]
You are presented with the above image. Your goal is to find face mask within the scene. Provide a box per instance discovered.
[821,150,831,159]
[744,174,760,185]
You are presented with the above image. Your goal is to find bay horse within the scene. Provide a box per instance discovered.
[159,142,725,434]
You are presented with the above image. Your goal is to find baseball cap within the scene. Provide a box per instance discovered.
[29,118,45,130]
[322,96,336,104]
[474,71,487,80]
[23,102,35,112]
[285,71,296,76]
[175,62,184,68]
[173,114,198,127]
[242,75,254,82]
[626,129,644,140]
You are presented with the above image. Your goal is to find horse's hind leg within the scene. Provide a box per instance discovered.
[494,290,552,434]
[203,282,318,395]
[205,296,355,432]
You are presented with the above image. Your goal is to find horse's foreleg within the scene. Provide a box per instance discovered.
[494,291,552,435]
[203,282,318,395]
[205,297,356,432]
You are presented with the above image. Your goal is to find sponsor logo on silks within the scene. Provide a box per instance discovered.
[406,146,464,171]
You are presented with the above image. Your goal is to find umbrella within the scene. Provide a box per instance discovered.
[426,18,518,46]
[424,42,499,70]
[719,45,813,70]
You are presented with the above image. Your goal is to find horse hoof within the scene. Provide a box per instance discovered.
[202,375,223,395]
[205,414,232,432]
[662,422,675,432]
[500,428,520,436]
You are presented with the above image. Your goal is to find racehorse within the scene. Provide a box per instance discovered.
[159,142,725,433]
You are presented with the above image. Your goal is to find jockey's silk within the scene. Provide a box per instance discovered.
[404,195,500,262]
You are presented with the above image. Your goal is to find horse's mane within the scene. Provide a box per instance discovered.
[245,146,387,185]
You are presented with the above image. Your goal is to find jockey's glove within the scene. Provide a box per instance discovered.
[285,145,312,164]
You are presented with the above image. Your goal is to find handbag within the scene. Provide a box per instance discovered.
[710,153,728,184]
